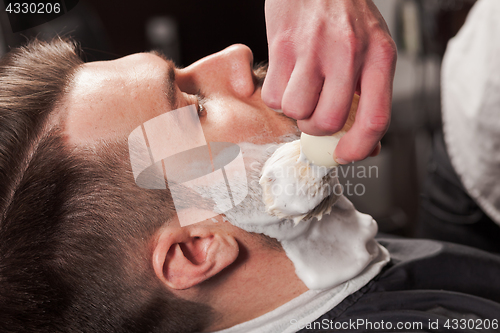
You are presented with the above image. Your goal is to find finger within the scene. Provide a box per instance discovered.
[261,47,295,111]
[369,142,381,157]
[297,68,357,136]
[281,58,324,120]
[334,53,395,163]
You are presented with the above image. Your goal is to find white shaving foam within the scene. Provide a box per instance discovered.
[219,141,383,290]
[259,140,335,220]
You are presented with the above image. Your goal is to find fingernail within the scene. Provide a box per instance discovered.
[335,157,349,165]
[271,108,282,113]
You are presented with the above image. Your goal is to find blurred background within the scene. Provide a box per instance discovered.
[0,0,477,237]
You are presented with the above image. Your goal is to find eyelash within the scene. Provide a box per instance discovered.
[195,91,207,117]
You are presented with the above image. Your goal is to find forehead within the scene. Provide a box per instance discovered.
[71,53,167,104]
[62,53,173,145]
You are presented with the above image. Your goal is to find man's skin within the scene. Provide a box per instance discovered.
[55,44,309,331]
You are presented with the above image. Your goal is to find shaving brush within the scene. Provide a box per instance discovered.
[260,94,359,223]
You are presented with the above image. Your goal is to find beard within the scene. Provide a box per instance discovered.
[218,133,300,250]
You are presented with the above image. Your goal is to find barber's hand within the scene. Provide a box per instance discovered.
[262,0,396,164]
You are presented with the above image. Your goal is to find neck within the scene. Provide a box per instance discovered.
[202,234,308,331]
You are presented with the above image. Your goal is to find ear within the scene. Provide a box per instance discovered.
[153,223,239,290]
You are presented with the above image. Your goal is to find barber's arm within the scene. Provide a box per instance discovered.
[262,0,396,164]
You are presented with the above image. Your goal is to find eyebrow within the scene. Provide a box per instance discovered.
[148,50,177,109]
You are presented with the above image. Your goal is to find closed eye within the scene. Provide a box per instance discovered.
[195,91,208,118]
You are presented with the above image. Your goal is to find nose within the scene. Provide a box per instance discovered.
[177,44,255,98]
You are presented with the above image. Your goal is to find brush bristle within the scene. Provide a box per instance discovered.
[259,140,340,223]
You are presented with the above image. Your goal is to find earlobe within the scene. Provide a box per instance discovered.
[153,224,239,290]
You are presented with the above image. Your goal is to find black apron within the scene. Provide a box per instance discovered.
[299,238,500,333]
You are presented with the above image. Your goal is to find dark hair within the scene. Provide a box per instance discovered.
[0,39,212,332]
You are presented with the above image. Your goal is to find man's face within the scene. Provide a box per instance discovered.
[62,44,297,146]
[58,44,304,315]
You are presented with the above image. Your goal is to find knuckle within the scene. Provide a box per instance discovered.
[334,34,366,75]
[261,89,282,110]
[344,30,365,58]
[343,151,363,162]
[263,99,282,111]
[282,105,309,120]
[374,37,398,64]
[313,114,344,133]
[271,32,298,56]
[281,93,316,120]
[361,114,390,135]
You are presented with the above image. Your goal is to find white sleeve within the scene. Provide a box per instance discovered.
[441,0,500,225]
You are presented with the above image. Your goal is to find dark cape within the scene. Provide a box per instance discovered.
[298,238,500,333]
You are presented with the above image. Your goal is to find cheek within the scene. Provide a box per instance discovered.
[204,103,267,143]
[201,98,297,144]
